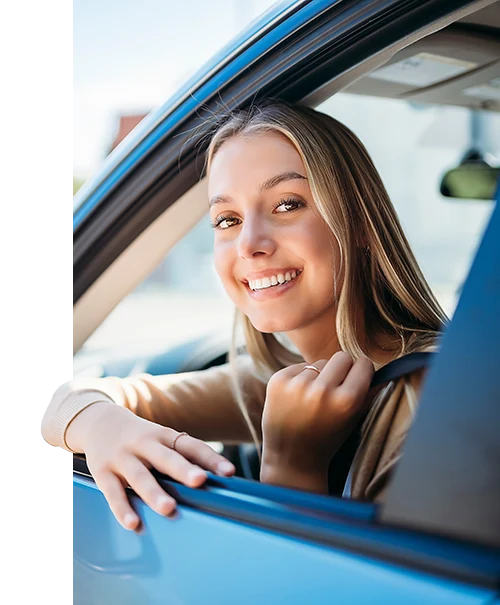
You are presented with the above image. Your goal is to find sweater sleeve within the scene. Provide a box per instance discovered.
[41,356,268,453]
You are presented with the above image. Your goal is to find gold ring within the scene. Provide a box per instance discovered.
[303,364,321,375]
[171,432,188,451]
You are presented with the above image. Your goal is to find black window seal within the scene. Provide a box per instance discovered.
[73,453,374,522]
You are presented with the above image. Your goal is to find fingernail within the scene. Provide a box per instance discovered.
[124,513,138,529]
[217,461,235,475]
[157,495,174,513]
[187,468,206,483]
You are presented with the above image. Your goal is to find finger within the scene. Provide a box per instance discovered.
[120,457,177,518]
[162,432,236,477]
[333,357,375,419]
[93,470,141,531]
[178,436,236,477]
[289,359,328,381]
[340,356,375,397]
[315,351,354,388]
[300,360,328,378]
[144,441,210,485]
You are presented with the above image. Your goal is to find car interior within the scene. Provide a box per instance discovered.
[315,5,500,110]
[73,1,500,483]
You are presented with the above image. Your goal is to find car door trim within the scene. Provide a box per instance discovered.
[74,457,500,589]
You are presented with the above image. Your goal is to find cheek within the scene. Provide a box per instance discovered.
[300,221,342,292]
[213,240,237,292]
[213,243,227,280]
[298,219,337,268]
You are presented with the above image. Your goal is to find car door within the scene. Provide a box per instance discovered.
[73,0,500,603]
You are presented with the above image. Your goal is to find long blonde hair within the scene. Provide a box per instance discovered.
[205,100,447,446]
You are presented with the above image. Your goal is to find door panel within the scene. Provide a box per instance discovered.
[74,475,494,605]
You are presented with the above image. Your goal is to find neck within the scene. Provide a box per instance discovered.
[285,308,398,367]
[286,322,341,364]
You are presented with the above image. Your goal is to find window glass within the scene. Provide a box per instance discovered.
[76,214,233,364]
[318,94,497,317]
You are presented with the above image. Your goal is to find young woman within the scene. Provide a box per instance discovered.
[42,100,446,531]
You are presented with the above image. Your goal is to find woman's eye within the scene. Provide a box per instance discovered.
[212,216,240,230]
[273,198,304,213]
[211,198,304,229]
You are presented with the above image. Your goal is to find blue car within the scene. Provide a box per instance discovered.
[73,0,500,603]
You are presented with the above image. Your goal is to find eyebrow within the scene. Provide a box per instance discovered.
[209,171,307,207]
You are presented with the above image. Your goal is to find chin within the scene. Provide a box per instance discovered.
[246,313,302,334]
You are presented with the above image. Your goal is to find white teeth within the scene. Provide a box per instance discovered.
[249,270,301,291]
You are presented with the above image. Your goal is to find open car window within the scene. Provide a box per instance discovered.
[74,213,233,375]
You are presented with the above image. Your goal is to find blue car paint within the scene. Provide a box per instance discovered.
[74,474,495,605]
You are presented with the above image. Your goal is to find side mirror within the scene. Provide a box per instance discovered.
[440,150,499,201]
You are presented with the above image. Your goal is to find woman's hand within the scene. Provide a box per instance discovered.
[69,402,236,531]
[260,352,374,491]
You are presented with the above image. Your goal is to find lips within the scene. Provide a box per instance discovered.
[242,268,303,283]
[245,269,302,300]
[248,269,302,291]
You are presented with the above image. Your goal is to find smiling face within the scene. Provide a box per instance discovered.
[208,131,341,336]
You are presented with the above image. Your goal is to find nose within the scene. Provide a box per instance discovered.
[236,215,276,259]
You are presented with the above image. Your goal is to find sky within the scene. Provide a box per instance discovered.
[74,0,279,179]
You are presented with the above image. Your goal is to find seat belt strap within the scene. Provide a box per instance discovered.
[337,351,436,499]
[371,351,436,388]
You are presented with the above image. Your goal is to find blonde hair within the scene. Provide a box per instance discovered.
[205,100,447,447]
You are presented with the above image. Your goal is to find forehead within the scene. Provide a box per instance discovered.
[208,132,305,195]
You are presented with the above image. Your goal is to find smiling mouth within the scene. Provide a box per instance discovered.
[244,270,303,300]
[247,269,302,292]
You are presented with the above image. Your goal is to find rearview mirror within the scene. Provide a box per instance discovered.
[440,152,499,201]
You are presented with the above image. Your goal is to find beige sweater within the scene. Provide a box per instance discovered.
[42,353,427,503]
